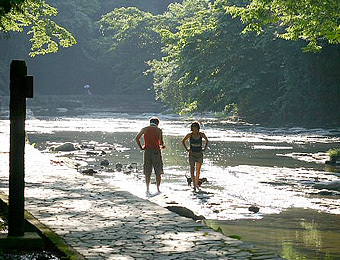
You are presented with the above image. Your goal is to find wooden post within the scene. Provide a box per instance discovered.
[8,60,33,237]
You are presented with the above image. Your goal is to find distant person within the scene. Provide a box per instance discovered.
[136,117,165,195]
[83,84,92,95]
[182,121,209,191]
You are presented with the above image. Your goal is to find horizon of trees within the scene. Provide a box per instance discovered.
[1,0,340,127]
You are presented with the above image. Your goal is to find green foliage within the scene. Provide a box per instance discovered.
[179,101,198,115]
[93,0,340,126]
[97,7,162,92]
[143,0,340,126]
[0,0,76,56]
[328,149,340,158]
[224,0,340,52]
[229,235,242,240]
[2,0,340,127]
[0,0,25,15]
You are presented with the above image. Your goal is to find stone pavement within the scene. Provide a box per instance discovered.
[0,123,284,259]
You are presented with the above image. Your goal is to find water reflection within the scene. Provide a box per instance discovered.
[205,208,340,260]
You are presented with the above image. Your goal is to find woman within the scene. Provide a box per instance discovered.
[182,121,208,191]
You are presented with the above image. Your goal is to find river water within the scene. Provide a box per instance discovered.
[21,113,340,259]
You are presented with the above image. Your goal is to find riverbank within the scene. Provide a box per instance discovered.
[0,94,166,118]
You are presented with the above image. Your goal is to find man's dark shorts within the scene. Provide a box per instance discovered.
[144,149,163,177]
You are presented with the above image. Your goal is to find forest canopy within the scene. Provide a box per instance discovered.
[0,0,76,56]
[1,0,339,127]
[225,0,340,52]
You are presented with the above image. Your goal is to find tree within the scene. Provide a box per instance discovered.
[97,7,162,93]
[0,0,76,56]
[223,0,340,51]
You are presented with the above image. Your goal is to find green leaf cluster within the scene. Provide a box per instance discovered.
[225,0,340,52]
[328,149,340,158]
[0,0,76,56]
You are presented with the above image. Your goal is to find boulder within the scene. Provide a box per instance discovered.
[166,206,205,220]
[100,159,110,167]
[82,169,97,176]
[116,163,123,172]
[248,205,260,213]
[55,142,76,152]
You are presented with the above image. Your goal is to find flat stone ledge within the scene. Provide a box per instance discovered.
[0,232,43,250]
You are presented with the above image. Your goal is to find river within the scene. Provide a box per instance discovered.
[21,112,340,260]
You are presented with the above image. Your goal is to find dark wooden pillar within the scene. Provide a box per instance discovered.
[8,60,33,237]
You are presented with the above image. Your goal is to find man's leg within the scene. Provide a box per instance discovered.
[153,150,163,193]
[144,150,152,194]
[156,174,161,193]
[145,174,151,193]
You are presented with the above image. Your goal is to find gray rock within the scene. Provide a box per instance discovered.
[100,159,110,167]
[55,142,76,152]
[82,169,97,176]
[166,206,205,220]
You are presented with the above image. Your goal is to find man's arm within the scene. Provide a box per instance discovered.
[159,129,165,149]
[136,128,146,150]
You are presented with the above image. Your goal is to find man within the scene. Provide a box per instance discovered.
[136,117,165,194]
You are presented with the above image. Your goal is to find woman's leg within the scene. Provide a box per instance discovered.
[190,161,196,190]
[195,162,202,188]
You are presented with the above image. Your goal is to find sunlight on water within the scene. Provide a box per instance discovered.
[16,115,340,220]
[25,115,340,145]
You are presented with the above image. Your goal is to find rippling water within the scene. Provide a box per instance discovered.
[18,113,340,259]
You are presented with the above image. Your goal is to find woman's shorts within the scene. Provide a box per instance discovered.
[143,149,163,176]
[189,151,203,164]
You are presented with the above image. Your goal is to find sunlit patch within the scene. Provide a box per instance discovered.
[253,145,293,150]
[277,152,329,164]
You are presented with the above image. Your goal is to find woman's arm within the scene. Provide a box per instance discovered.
[182,133,191,152]
[201,133,209,151]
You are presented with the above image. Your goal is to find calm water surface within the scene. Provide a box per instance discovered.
[24,113,340,260]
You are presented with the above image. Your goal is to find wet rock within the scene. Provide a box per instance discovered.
[248,205,260,213]
[116,163,123,172]
[100,159,110,167]
[314,181,340,192]
[80,144,95,150]
[86,151,99,155]
[317,191,334,196]
[166,206,205,220]
[82,169,97,176]
[123,164,135,174]
[166,201,179,205]
[54,142,76,152]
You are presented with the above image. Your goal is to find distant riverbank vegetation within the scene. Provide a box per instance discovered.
[1,0,340,127]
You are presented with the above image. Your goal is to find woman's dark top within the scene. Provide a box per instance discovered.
[190,133,202,152]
